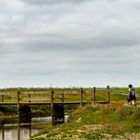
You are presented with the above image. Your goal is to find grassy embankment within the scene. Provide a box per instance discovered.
[31,103,140,140]
[29,87,140,140]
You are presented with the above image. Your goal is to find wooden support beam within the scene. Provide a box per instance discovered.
[80,87,84,107]
[51,90,54,125]
[51,90,54,111]
[61,91,64,103]
[17,90,20,121]
[28,94,31,103]
[107,85,110,103]
[17,90,20,104]
[93,87,96,103]
[1,95,4,102]
[2,124,4,140]
[1,90,4,102]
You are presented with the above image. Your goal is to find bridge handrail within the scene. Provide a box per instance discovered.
[110,89,127,94]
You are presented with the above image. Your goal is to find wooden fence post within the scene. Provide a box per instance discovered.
[1,95,4,102]
[51,90,54,111]
[17,90,20,104]
[61,91,64,123]
[107,85,110,103]
[1,90,4,102]
[17,90,20,124]
[93,87,96,103]
[62,91,64,103]
[28,94,31,103]
[80,88,84,107]
[51,90,54,124]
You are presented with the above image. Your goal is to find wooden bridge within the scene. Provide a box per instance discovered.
[0,86,112,125]
[0,86,111,105]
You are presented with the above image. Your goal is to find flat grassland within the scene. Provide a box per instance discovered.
[1,87,140,140]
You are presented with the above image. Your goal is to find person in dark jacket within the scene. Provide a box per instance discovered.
[127,84,136,105]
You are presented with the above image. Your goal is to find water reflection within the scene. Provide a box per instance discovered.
[0,127,37,140]
[0,116,68,140]
[0,117,42,140]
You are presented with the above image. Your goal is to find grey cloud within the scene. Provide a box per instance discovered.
[21,0,91,5]
[1,0,140,87]
[19,34,140,54]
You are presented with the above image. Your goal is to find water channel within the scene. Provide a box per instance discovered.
[0,116,68,140]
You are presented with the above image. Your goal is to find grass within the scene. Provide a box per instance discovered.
[31,104,140,140]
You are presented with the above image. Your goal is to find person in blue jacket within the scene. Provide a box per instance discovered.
[127,84,136,105]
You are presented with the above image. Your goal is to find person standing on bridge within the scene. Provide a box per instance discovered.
[127,84,136,105]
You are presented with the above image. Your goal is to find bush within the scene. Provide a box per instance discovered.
[0,106,17,113]
[118,106,134,120]
[81,130,104,140]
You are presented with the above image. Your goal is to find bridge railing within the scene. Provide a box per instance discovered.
[0,87,110,105]
[0,86,131,105]
[0,91,51,103]
[0,91,17,103]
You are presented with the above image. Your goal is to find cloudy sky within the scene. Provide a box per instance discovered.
[0,0,140,88]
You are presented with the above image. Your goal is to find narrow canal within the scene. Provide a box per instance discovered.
[0,116,68,140]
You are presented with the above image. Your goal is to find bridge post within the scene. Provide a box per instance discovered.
[1,95,4,102]
[17,115,20,140]
[107,85,110,103]
[51,90,54,113]
[2,123,4,140]
[28,94,31,103]
[51,90,65,125]
[17,90,20,119]
[62,91,64,103]
[93,87,96,103]
[1,90,4,102]
[51,90,54,124]
[52,103,64,125]
[61,91,65,123]
[19,105,31,123]
[17,90,31,123]
[80,88,84,107]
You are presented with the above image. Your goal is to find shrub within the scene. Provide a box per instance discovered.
[118,106,134,120]
[0,106,17,113]
[81,130,104,140]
